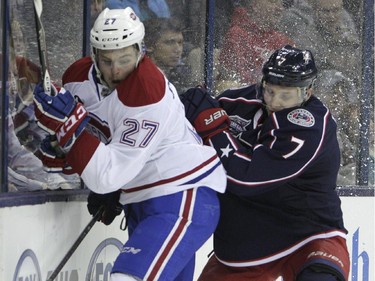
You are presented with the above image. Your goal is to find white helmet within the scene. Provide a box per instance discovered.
[90,7,145,88]
[90,7,145,52]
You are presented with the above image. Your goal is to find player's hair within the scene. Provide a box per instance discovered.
[143,18,183,49]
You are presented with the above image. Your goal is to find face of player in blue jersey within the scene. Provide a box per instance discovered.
[263,82,312,112]
[97,46,140,90]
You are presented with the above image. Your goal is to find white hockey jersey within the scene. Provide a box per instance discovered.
[62,56,226,204]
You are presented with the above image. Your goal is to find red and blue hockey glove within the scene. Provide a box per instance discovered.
[87,190,123,225]
[34,135,75,174]
[33,83,90,153]
[180,86,230,141]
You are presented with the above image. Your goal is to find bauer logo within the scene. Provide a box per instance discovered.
[268,71,284,78]
[204,109,227,125]
[85,238,123,281]
[12,249,42,281]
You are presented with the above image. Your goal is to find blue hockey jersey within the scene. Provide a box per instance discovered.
[208,84,347,266]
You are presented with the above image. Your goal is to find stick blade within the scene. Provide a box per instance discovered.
[33,0,43,17]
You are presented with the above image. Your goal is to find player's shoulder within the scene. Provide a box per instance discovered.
[305,96,331,117]
[275,96,331,131]
[217,84,262,117]
[218,84,258,102]
[116,56,166,107]
[62,56,92,84]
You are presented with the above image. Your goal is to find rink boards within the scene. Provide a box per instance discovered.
[0,190,373,281]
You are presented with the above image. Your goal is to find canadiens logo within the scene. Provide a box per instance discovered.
[130,12,137,20]
[287,109,315,127]
[87,114,112,144]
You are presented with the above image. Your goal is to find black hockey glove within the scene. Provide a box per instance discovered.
[179,86,230,142]
[87,190,123,225]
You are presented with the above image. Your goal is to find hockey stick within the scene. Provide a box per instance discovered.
[9,20,22,116]
[33,0,51,95]
[46,206,104,281]
[32,0,65,157]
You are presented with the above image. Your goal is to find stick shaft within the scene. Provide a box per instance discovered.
[32,0,66,158]
[33,0,51,95]
[46,206,104,281]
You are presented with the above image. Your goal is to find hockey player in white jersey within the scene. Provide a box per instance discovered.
[32,7,226,281]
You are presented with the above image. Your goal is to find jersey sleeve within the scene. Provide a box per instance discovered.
[208,103,337,196]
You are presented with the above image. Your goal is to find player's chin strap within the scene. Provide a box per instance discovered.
[135,49,145,68]
[91,67,112,97]
[91,48,145,96]
[91,50,111,91]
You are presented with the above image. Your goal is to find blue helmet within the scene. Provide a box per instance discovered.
[262,45,318,88]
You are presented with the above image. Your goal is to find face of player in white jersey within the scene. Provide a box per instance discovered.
[263,83,312,112]
[97,46,140,90]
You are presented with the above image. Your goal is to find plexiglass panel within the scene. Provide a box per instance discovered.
[0,0,373,192]
[4,0,83,192]
[213,0,374,186]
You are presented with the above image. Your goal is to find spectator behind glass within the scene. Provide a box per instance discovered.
[165,0,205,48]
[144,17,191,94]
[314,70,359,185]
[280,0,362,185]
[163,1,207,90]
[215,0,294,94]
[280,0,361,101]
[91,0,105,26]
[105,0,170,21]
[315,71,374,186]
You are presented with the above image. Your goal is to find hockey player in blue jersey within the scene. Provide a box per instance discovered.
[32,7,226,281]
[180,45,350,281]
